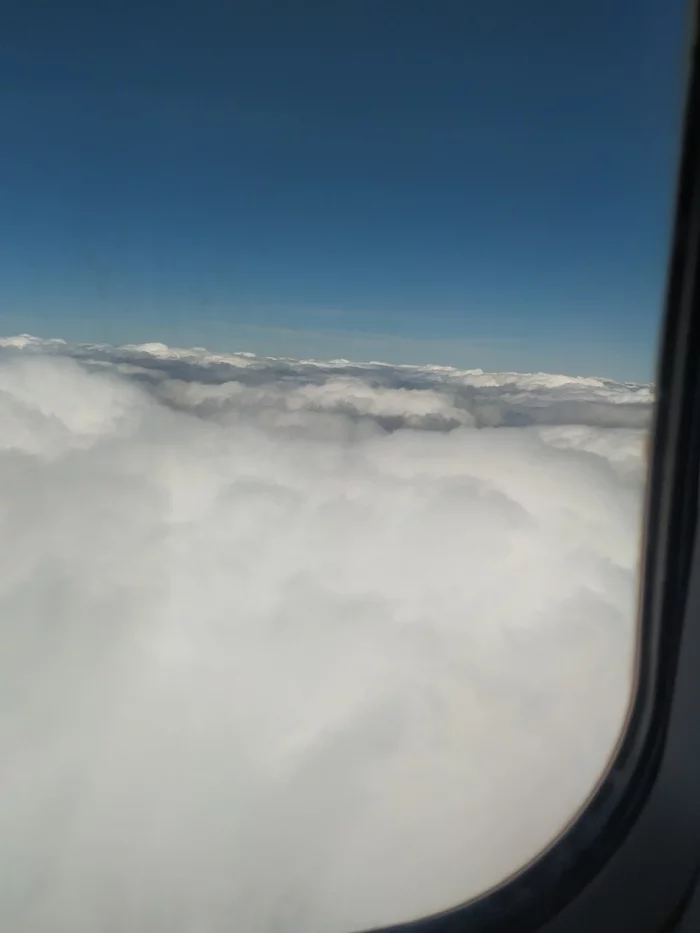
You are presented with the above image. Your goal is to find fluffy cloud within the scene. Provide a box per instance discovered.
[0,337,649,932]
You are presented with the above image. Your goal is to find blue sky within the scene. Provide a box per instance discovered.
[0,0,688,380]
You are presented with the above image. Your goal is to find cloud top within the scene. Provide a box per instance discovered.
[0,336,648,932]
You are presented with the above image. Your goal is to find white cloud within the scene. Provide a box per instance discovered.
[0,337,648,932]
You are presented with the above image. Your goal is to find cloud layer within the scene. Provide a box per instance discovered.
[0,336,649,932]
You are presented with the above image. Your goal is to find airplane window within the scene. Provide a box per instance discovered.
[0,2,689,932]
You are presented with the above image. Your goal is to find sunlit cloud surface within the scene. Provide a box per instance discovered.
[0,336,649,932]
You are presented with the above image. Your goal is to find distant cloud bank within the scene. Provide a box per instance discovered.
[0,332,654,431]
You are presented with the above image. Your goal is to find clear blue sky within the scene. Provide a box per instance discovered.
[0,0,688,380]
